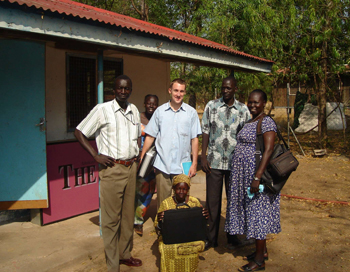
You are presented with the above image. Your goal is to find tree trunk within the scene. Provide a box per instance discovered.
[318,41,328,148]
[317,80,327,148]
[188,93,197,109]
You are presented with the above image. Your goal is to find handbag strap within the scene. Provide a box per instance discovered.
[255,116,265,173]
[256,114,289,149]
[176,202,190,209]
[254,114,289,173]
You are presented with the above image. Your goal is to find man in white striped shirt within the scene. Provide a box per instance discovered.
[75,75,142,272]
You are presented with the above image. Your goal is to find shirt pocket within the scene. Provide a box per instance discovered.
[131,123,139,141]
[179,120,190,138]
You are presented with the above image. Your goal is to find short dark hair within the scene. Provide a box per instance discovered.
[144,94,159,104]
[222,76,237,87]
[115,75,132,89]
[169,78,186,89]
[250,89,267,102]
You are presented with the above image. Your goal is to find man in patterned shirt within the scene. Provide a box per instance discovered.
[201,76,250,249]
[75,75,142,271]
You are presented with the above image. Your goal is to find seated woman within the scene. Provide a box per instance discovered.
[155,174,209,272]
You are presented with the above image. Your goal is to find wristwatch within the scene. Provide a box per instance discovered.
[253,176,261,181]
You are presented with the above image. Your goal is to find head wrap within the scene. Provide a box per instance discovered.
[172,174,191,188]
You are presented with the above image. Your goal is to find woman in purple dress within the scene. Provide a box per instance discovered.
[224,89,281,271]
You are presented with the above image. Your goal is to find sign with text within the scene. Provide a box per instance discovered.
[42,141,99,224]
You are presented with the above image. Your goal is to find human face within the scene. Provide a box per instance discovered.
[247,92,266,117]
[168,83,186,105]
[115,79,132,103]
[174,182,189,203]
[221,79,236,103]
[145,96,158,115]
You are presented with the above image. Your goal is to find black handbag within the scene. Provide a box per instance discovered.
[255,115,299,194]
[160,203,207,245]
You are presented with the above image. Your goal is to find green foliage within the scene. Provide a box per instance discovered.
[73,0,350,145]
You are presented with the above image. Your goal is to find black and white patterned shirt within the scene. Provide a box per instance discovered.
[201,97,250,170]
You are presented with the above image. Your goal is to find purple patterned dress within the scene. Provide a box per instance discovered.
[224,116,281,240]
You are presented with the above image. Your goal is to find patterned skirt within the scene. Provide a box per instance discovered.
[159,237,205,272]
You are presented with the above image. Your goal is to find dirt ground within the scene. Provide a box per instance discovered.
[48,153,350,272]
[50,108,350,271]
[4,110,348,272]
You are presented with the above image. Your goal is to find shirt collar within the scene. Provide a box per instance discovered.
[165,101,186,112]
[219,97,239,109]
[113,99,132,114]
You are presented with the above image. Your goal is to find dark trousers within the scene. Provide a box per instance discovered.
[206,168,233,245]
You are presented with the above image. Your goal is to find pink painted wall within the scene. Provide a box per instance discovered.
[43,141,99,224]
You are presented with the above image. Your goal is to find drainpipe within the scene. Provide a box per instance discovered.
[97,50,104,104]
[97,50,103,236]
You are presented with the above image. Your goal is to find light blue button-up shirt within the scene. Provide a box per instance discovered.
[144,102,202,174]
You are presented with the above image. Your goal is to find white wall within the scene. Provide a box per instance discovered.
[45,46,170,142]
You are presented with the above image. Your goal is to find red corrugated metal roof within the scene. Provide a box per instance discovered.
[4,0,273,63]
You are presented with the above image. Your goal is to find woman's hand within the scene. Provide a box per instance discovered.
[157,211,164,222]
[250,179,260,193]
[202,208,209,219]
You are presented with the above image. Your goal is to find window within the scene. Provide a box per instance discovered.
[103,59,123,102]
[66,55,123,131]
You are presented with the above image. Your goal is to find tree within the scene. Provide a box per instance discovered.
[205,0,350,147]
[73,0,350,147]
[130,0,149,21]
[290,0,350,147]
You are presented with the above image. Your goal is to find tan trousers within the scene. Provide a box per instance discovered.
[155,169,178,209]
[99,162,137,272]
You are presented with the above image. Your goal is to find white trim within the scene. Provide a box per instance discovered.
[0,6,272,73]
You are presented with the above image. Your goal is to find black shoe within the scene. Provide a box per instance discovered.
[134,224,143,236]
[227,234,242,246]
[243,251,268,261]
[238,259,265,271]
[225,235,243,250]
[204,241,218,251]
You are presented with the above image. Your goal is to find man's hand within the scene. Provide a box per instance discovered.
[188,163,197,178]
[202,207,209,219]
[201,133,210,174]
[201,154,211,174]
[94,154,115,167]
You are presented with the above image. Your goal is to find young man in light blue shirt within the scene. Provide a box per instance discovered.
[140,78,202,208]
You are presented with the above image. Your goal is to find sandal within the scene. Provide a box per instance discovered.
[238,259,265,271]
[134,224,143,236]
[243,251,268,261]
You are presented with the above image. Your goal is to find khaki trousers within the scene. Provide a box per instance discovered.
[99,162,137,272]
[155,169,178,209]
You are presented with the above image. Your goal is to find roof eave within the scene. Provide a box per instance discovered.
[0,3,272,73]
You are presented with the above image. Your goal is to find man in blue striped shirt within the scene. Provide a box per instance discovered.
[140,78,202,209]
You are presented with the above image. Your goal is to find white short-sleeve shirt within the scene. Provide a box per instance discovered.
[76,99,141,160]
